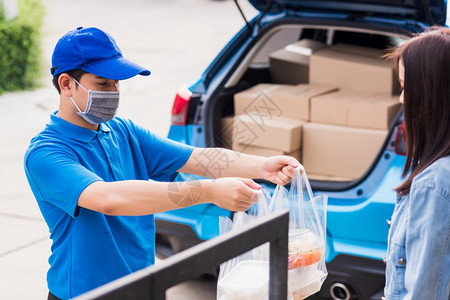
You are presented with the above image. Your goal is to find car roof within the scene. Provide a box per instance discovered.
[248,0,447,26]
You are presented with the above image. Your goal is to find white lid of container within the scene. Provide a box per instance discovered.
[218,260,269,290]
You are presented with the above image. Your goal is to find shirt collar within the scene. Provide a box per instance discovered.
[48,112,111,142]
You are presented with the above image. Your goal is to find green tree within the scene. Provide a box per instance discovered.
[0,0,44,94]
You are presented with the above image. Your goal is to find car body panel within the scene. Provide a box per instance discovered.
[156,204,229,240]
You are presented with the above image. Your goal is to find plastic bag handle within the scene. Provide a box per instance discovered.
[295,166,314,201]
[294,167,325,242]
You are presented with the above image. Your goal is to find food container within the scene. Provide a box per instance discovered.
[217,260,269,300]
[289,275,322,300]
[287,229,324,299]
[288,229,322,270]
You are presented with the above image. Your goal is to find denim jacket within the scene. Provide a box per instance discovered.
[384,156,450,300]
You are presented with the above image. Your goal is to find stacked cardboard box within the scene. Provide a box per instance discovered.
[310,90,374,126]
[219,116,236,149]
[228,84,337,158]
[309,43,401,94]
[304,91,400,180]
[234,83,337,121]
[232,114,306,153]
[301,43,401,180]
[234,144,301,162]
[348,94,401,130]
[269,39,328,84]
[302,123,387,179]
[221,113,304,160]
[221,43,401,180]
[310,90,401,129]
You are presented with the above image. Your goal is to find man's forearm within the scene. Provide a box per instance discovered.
[180,147,266,179]
[77,176,260,216]
[78,179,212,216]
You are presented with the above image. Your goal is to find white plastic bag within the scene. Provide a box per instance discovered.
[270,167,328,300]
[216,169,327,300]
[248,189,272,261]
[217,208,271,300]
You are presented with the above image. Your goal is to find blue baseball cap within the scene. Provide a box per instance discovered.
[51,27,150,80]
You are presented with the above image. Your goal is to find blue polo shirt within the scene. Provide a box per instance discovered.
[24,113,193,299]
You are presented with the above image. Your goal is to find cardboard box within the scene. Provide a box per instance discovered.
[330,43,383,57]
[232,143,301,161]
[302,123,387,179]
[270,39,328,84]
[219,116,235,149]
[234,84,337,121]
[310,90,375,126]
[348,94,401,130]
[232,114,306,152]
[310,43,400,94]
[234,84,282,117]
[306,173,354,182]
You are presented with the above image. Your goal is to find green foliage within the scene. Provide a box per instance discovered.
[0,0,44,94]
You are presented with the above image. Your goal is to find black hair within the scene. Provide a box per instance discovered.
[52,69,88,94]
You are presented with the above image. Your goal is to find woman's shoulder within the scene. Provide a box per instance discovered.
[412,156,450,199]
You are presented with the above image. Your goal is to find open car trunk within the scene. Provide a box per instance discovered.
[207,23,407,188]
[247,0,447,26]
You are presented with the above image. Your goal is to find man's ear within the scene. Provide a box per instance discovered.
[59,73,74,97]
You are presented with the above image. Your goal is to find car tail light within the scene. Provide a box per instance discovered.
[394,121,407,156]
[171,86,192,125]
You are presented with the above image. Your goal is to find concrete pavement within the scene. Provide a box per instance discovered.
[0,0,257,298]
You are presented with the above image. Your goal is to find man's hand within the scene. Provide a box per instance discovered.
[206,177,261,211]
[179,147,302,187]
[261,156,301,186]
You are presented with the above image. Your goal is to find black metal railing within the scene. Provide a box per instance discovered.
[73,210,289,300]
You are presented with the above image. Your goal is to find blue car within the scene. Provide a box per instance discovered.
[156,1,447,299]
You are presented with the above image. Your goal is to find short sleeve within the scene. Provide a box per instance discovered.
[126,120,194,181]
[24,143,103,218]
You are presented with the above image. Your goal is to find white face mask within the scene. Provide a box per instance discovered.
[70,78,120,125]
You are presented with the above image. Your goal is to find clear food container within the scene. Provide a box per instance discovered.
[287,229,324,300]
[288,229,322,270]
[289,276,322,300]
[217,260,269,300]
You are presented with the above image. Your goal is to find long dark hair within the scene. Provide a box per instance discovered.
[387,27,450,196]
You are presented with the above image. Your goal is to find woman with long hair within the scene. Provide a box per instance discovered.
[384,27,450,299]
